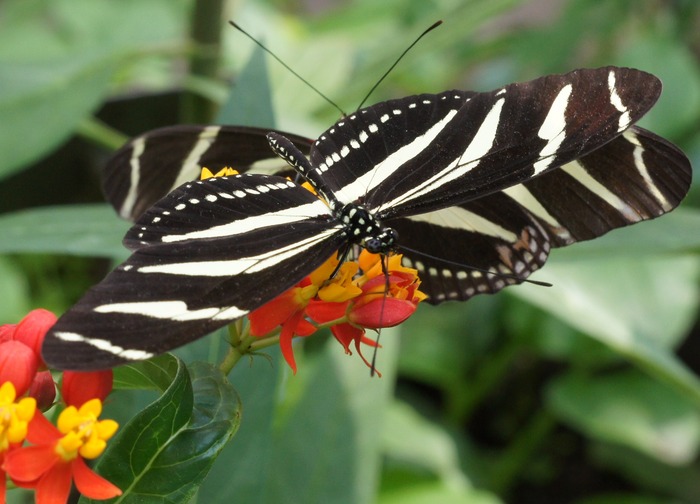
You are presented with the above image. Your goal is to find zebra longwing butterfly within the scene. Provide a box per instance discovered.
[43,67,692,370]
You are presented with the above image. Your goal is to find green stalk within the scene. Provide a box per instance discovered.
[181,0,226,123]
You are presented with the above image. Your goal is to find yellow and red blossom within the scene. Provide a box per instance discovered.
[249,250,426,373]
[4,399,121,502]
[0,382,36,452]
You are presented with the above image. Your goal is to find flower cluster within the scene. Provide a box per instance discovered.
[200,166,427,374]
[0,310,120,504]
[248,250,427,374]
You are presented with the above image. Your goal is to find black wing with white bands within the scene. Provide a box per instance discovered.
[46,174,345,369]
[393,126,691,301]
[43,66,691,370]
[104,125,313,221]
[310,67,661,219]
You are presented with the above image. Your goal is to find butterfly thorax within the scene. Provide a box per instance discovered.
[336,203,398,254]
[267,131,398,254]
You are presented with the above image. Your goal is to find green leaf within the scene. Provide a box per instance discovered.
[549,209,700,261]
[548,371,700,464]
[82,357,241,504]
[379,482,503,504]
[0,204,129,259]
[381,399,473,489]
[514,255,700,405]
[0,55,117,179]
[113,354,181,391]
[199,330,398,504]
[218,45,276,127]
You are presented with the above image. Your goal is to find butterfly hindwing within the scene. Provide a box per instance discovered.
[104,125,313,221]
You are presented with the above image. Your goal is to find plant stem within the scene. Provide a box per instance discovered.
[77,117,129,151]
[181,0,226,123]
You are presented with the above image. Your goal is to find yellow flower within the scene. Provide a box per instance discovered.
[0,381,36,451]
[56,399,118,461]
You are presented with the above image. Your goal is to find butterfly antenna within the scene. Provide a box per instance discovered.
[369,255,391,377]
[229,21,347,117]
[356,20,443,111]
[397,245,553,288]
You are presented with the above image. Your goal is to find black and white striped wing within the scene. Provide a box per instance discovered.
[391,126,691,302]
[310,67,661,218]
[43,174,345,370]
[104,125,313,221]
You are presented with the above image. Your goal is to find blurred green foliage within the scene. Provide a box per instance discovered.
[1,0,699,503]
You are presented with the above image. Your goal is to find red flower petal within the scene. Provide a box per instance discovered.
[3,444,58,483]
[349,298,417,328]
[26,411,61,445]
[248,291,298,336]
[0,340,39,396]
[62,370,113,407]
[0,324,15,343]
[279,310,305,374]
[72,457,121,499]
[330,324,365,355]
[293,318,317,337]
[306,300,349,324]
[330,324,380,375]
[35,460,72,504]
[14,309,56,366]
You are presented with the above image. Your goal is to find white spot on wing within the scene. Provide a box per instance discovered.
[533,84,572,175]
[160,199,333,243]
[53,331,155,361]
[608,70,631,132]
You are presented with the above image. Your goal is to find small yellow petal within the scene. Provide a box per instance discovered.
[7,421,28,444]
[79,438,107,459]
[79,398,103,418]
[96,419,119,441]
[59,431,83,454]
[200,167,216,180]
[57,405,79,433]
[15,397,36,421]
[0,382,16,403]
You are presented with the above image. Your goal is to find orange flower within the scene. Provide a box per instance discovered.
[248,254,353,373]
[4,399,121,503]
[250,250,426,373]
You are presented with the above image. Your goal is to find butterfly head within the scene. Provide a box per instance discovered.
[337,203,398,254]
[363,227,399,254]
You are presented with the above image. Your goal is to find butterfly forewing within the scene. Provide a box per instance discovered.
[43,174,345,369]
[310,67,662,219]
[104,125,313,221]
